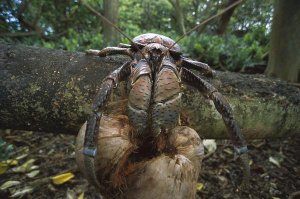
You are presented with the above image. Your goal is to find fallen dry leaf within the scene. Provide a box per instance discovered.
[269,153,284,168]
[51,172,75,185]
[203,139,217,153]
[10,186,33,198]
[0,159,18,174]
[0,180,21,190]
[26,170,40,178]
[12,159,35,173]
[196,182,204,191]
[78,192,84,199]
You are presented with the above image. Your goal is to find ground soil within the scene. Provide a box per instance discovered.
[0,130,299,199]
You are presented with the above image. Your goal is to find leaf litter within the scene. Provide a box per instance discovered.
[0,129,299,199]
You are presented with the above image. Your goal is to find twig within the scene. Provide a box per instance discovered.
[288,82,300,88]
[27,137,60,156]
[0,32,40,37]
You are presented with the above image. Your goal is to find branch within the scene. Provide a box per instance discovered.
[0,43,299,139]
[13,0,46,39]
[172,0,244,47]
[0,32,40,37]
[0,31,67,39]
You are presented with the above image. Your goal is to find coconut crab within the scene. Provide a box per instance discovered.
[78,0,249,193]
[82,33,249,189]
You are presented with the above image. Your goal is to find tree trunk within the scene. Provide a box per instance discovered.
[103,0,119,46]
[265,0,300,82]
[216,0,240,35]
[169,0,186,34]
[0,43,299,139]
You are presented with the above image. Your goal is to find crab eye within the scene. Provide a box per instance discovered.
[169,50,182,60]
[132,43,145,51]
[131,63,137,69]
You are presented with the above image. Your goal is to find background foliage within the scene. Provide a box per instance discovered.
[0,0,273,71]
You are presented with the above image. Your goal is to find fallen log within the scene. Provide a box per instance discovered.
[0,43,299,139]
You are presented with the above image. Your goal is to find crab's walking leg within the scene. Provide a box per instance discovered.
[180,57,215,78]
[83,62,131,189]
[181,67,250,187]
[118,43,132,48]
[86,47,133,58]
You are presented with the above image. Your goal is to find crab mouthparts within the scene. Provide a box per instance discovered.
[149,53,164,70]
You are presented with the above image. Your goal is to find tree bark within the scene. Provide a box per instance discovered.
[265,0,300,82]
[0,43,299,139]
[216,0,240,35]
[168,0,186,34]
[103,0,119,46]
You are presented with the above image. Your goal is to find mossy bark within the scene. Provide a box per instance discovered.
[265,0,300,82]
[103,0,119,46]
[0,43,299,138]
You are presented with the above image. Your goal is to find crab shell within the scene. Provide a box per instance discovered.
[132,33,181,54]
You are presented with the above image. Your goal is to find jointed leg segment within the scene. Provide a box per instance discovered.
[83,62,131,189]
[181,68,245,147]
[181,68,250,186]
[86,47,133,58]
[180,57,216,78]
[84,62,131,155]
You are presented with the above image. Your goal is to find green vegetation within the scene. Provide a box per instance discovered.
[1,0,273,71]
[0,137,14,161]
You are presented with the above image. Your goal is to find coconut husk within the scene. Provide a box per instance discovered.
[76,102,204,199]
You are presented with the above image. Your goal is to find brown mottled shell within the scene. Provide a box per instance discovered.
[133,33,181,53]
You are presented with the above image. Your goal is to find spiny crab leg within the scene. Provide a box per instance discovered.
[180,57,216,78]
[83,62,131,189]
[86,47,134,58]
[180,67,250,187]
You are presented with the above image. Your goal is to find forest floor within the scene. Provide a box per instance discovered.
[0,130,299,199]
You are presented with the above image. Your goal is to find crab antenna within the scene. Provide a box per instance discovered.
[169,0,243,51]
[80,0,146,59]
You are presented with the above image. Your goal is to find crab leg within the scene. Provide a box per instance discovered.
[83,62,131,189]
[118,43,132,48]
[180,57,215,78]
[181,67,250,187]
[127,59,152,136]
[86,47,133,58]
